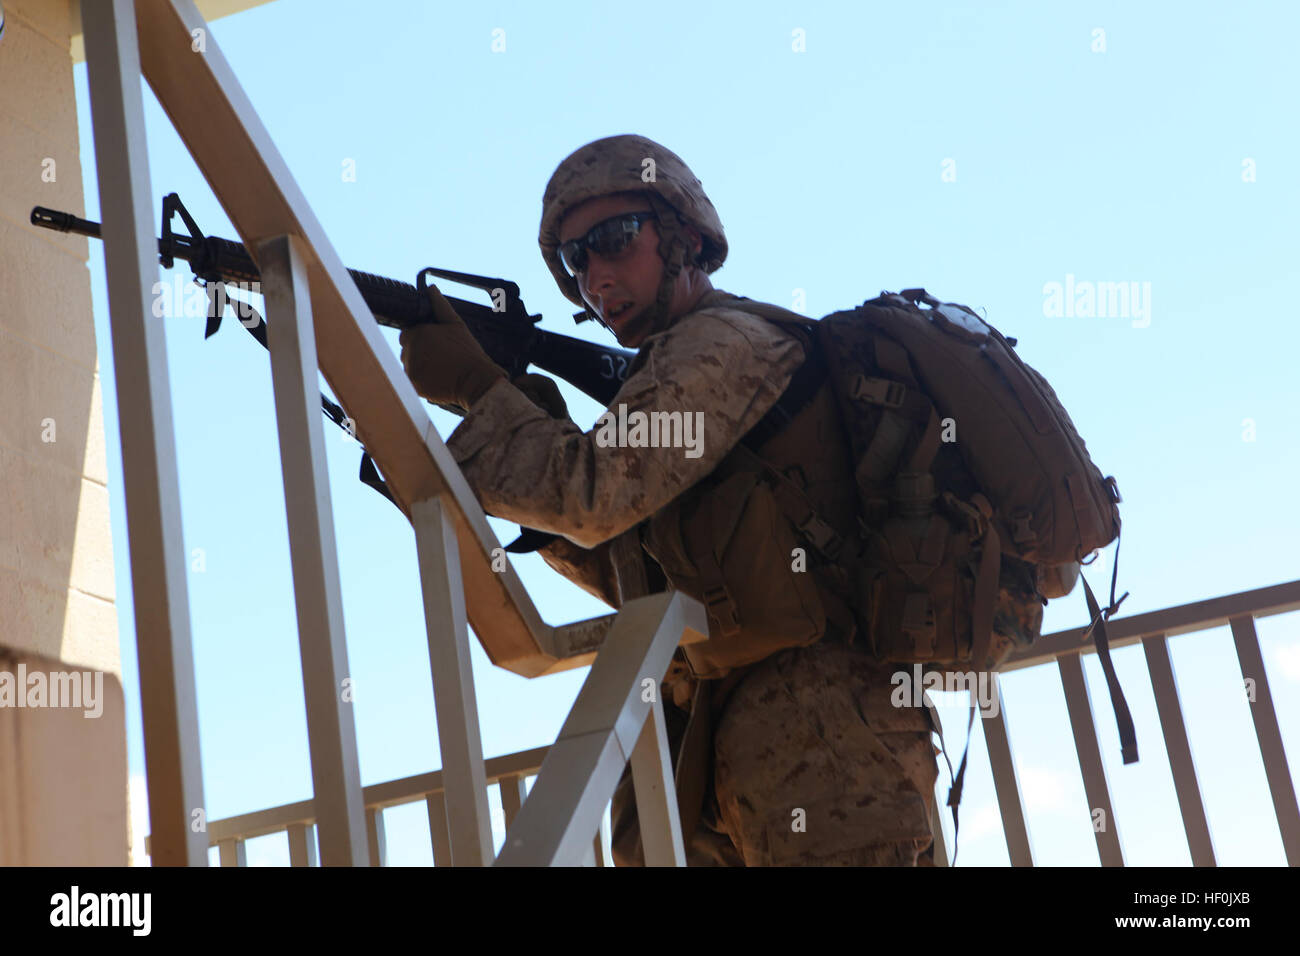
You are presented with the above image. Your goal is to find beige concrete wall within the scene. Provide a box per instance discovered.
[0,649,128,865]
[0,0,128,864]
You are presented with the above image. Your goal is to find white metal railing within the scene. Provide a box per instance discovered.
[146,580,1299,867]
[143,747,583,867]
[938,578,1300,867]
[88,0,705,867]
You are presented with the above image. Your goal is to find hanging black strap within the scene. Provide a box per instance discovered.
[1080,532,1138,764]
[925,690,974,866]
[358,453,397,506]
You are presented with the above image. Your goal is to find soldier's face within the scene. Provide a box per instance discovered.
[559,193,701,347]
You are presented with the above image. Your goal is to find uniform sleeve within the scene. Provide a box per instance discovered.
[443,308,806,549]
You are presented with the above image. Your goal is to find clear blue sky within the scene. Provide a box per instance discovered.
[71,0,1299,865]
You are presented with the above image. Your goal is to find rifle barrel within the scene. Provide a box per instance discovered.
[31,206,101,238]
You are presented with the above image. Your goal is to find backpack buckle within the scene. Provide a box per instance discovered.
[796,511,844,561]
[851,376,906,409]
[1010,509,1037,549]
[703,586,741,636]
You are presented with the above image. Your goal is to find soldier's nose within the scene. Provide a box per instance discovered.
[584,275,617,306]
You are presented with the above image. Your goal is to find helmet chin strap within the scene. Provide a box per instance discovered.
[606,192,693,345]
[611,242,688,345]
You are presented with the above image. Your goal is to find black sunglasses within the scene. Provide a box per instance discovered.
[558,211,656,278]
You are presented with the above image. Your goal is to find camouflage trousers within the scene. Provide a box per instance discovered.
[611,640,940,866]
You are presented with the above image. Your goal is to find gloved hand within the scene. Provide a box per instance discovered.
[399,282,506,411]
[512,373,569,420]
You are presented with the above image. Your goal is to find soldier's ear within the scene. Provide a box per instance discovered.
[686,225,704,262]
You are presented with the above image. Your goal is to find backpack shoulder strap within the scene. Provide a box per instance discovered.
[741,330,824,449]
[712,295,827,450]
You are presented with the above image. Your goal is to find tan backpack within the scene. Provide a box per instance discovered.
[700,289,1139,855]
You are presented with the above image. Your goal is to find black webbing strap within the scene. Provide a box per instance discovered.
[1080,532,1138,764]
[737,326,824,452]
[938,695,978,867]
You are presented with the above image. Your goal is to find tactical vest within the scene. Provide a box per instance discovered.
[640,343,859,675]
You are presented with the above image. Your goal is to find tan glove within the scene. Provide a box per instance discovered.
[399,283,506,411]
[512,373,569,420]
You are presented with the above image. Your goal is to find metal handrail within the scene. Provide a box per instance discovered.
[145,579,1300,866]
[937,578,1300,867]
[144,747,549,864]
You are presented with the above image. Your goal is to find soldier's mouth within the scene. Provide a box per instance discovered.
[606,301,634,320]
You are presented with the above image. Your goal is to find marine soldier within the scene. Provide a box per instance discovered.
[399,134,942,866]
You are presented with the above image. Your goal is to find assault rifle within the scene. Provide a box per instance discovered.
[33,194,633,548]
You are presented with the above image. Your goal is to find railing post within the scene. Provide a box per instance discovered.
[630,694,686,866]
[1057,654,1124,865]
[217,838,245,867]
[287,823,318,867]
[425,791,453,866]
[257,234,369,866]
[1142,633,1216,865]
[365,807,387,867]
[82,0,208,867]
[1229,615,1300,865]
[614,532,685,864]
[496,592,704,866]
[411,497,495,866]
[980,675,1036,866]
[498,774,528,831]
